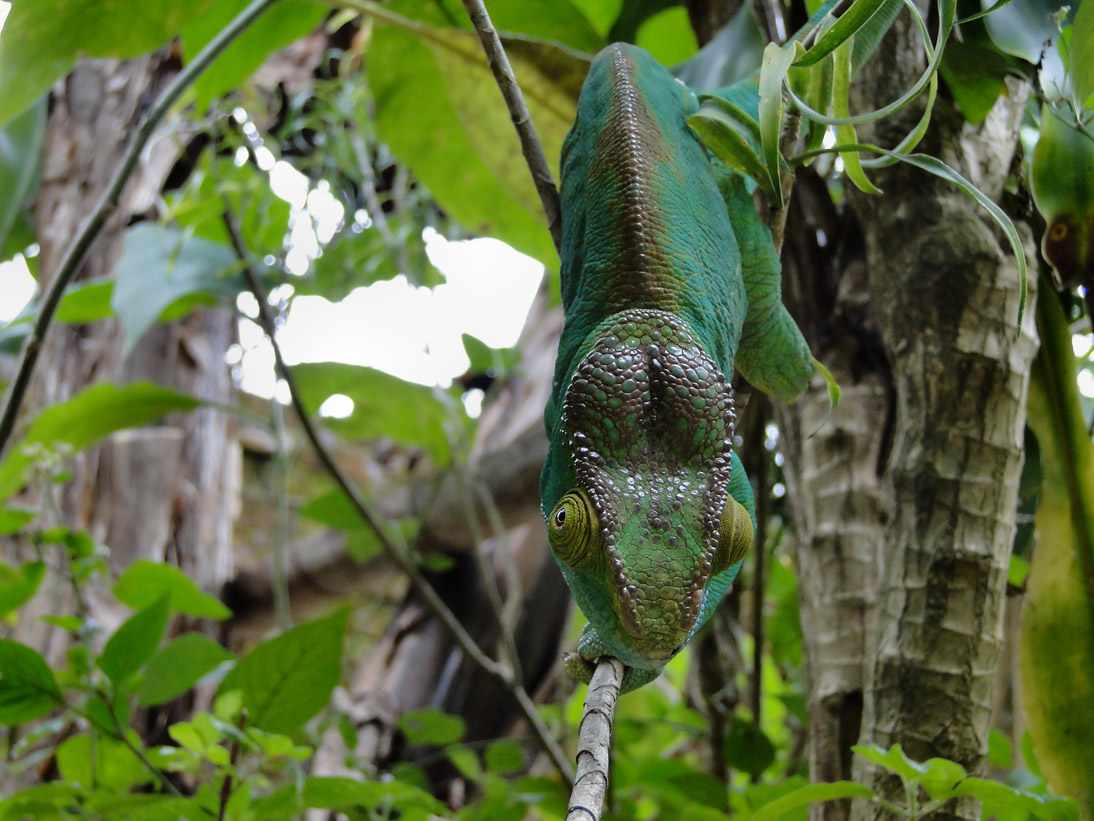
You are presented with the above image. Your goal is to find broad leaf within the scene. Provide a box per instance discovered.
[56,733,153,791]
[399,708,466,746]
[0,560,46,617]
[180,0,327,111]
[292,362,455,464]
[114,560,231,620]
[0,0,219,126]
[1020,290,1094,818]
[139,633,234,706]
[1072,0,1094,107]
[0,98,46,257]
[250,775,446,820]
[99,595,172,687]
[216,609,347,734]
[0,639,63,724]
[750,781,875,821]
[112,223,243,351]
[0,382,200,501]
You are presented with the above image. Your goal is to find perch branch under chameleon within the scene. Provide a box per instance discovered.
[541,43,814,693]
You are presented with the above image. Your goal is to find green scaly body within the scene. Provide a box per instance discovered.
[541,44,813,692]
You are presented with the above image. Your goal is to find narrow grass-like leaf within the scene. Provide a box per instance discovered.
[832,39,880,193]
[1070,0,1094,107]
[794,0,889,67]
[688,106,771,197]
[758,42,798,208]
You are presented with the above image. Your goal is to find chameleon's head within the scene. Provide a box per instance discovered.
[544,309,753,669]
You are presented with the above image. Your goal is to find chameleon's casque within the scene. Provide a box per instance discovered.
[542,43,812,691]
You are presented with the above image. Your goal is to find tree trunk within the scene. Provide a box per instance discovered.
[8,54,239,753]
[844,13,1036,816]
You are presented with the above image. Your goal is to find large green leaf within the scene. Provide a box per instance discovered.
[250,775,447,820]
[113,560,231,620]
[0,97,46,256]
[0,0,219,126]
[180,0,327,111]
[0,560,45,617]
[139,633,234,706]
[0,639,63,724]
[370,0,596,265]
[291,362,455,464]
[216,609,347,734]
[0,382,200,501]
[1020,289,1094,818]
[99,595,171,687]
[111,223,244,352]
[749,781,874,821]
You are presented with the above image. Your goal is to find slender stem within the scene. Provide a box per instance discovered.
[219,205,574,786]
[748,440,768,779]
[0,0,281,461]
[566,658,624,821]
[457,0,562,253]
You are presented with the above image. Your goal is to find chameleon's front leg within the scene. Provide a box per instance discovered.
[564,624,663,694]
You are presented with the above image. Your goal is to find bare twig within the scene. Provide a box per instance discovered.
[566,658,624,821]
[458,0,563,253]
[219,205,574,787]
[0,0,280,461]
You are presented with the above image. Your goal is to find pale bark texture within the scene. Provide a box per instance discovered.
[768,161,891,819]
[7,55,239,743]
[843,11,1038,818]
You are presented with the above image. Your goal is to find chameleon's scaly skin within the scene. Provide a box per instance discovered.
[542,44,811,692]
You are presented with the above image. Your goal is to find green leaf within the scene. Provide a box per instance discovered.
[398,708,466,746]
[99,595,172,687]
[55,280,115,325]
[112,223,243,352]
[56,732,153,791]
[673,2,764,90]
[832,39,880,194]
[0,0,219,126]
[0,506,36,534]
[0,560,46,617]
[484,739,525,774]
[794,0,888,68]
[0,97,46,256]
[1020,290,1094,817]
[750,781,875,821]
[724,715,776,777]
[937,37,1010,125]
[139,633,233,706]
[0,639,63,724]
[250,775,447,820]
[292,362,455,464]
[988,729,1014,769]
[1072,0,1094,107]
[953,777,1079,820]
[216,609,347,734]
[758,42,797,208]
[371,2,592,265]
[114,560,231,620]
[688,99,771,195]
[634,6,697,66]
[918,757,968,800]
[180,0,327,112]
[853,743,927,780]
[0,382,200,501]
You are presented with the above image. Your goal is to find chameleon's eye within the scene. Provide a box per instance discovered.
[712,496,753,575]
[548,490,599,568]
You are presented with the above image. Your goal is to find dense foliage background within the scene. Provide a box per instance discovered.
[0,0,1093,819]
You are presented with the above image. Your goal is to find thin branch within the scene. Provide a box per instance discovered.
[566,658,624,821]
[219,205,574,787]
[458,0,563,253]
[0,0,281,461]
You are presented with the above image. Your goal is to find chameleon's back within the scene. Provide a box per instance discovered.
[553,43,747,393]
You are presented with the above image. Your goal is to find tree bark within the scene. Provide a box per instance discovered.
[844,13,1036,816]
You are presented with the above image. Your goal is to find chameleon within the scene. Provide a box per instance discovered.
[541,43,814,693]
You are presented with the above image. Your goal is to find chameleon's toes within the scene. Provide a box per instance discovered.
[563,651,597,685]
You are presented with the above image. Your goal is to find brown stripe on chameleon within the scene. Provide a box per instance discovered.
[560,309,737,661]
[586,47,687,315]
